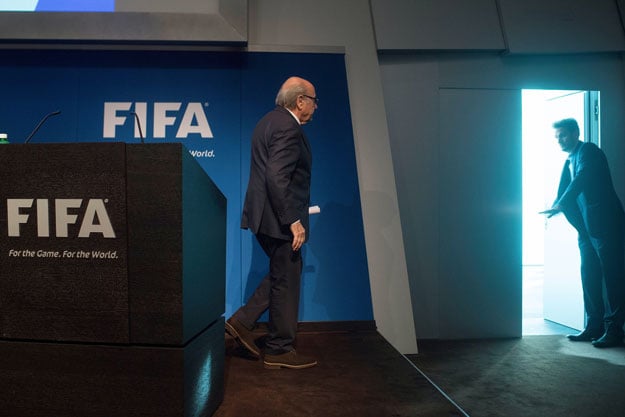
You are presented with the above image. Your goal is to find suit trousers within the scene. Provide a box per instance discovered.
[578,227,625,336]
[233,233,302,354]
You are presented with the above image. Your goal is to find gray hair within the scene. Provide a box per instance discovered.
[275,81,308,109]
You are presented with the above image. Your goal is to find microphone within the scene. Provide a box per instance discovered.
[130,111,144,144]
[24,110,61,144]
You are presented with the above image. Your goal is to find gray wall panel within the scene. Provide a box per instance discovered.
[0,0,247,43]
[371,0,505,51]
[498,0,625,54]
[380,55,441,338]
[438,88,522,339]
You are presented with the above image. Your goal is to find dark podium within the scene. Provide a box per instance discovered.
[0,143,226,417]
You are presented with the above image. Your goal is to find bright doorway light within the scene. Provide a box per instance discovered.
[522,89,589,335]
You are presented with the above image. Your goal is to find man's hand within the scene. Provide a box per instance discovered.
[539,206,561,218]
[290,221,306,251]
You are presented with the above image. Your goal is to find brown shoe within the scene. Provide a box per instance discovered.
[263,350,317,370]
[225,318,260,358]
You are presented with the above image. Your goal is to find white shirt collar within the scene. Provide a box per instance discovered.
[285,107,301,125]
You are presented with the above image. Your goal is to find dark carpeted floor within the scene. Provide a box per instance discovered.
[408,335,625,417]
[214,330,463,417]
[214,330,625,417]
[214,331,625,417]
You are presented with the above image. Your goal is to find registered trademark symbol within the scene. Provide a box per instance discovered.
[104,199,109,203]
[204,102,209,107]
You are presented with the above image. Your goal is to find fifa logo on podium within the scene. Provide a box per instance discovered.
[6,199,117,238]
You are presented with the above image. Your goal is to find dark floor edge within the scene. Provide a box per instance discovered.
[401,354,471,417]
[365,328,471,416]
[298,320,377,333]
[250,320,377,334]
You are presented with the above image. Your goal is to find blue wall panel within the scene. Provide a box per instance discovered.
[0,50,373,323]
[35,0,115,12]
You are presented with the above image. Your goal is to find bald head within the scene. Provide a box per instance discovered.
[275,76,317,124]
[275,77,313,108]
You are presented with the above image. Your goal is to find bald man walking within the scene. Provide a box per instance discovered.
[226,77,318,369]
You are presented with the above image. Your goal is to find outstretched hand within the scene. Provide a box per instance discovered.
[539,208,560,218]
[290,221,306,251]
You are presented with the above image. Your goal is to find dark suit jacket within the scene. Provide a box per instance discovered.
[556,141,625,238]
[241,106,312,241]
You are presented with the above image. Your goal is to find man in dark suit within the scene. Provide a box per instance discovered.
[542,118,625,348]
[226,76,318,368]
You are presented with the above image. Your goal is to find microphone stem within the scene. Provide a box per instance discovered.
[25,111,61,144]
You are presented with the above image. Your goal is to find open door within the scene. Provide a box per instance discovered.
[540,90,600,330]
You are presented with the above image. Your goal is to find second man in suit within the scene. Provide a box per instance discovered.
[542,118,625,348]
